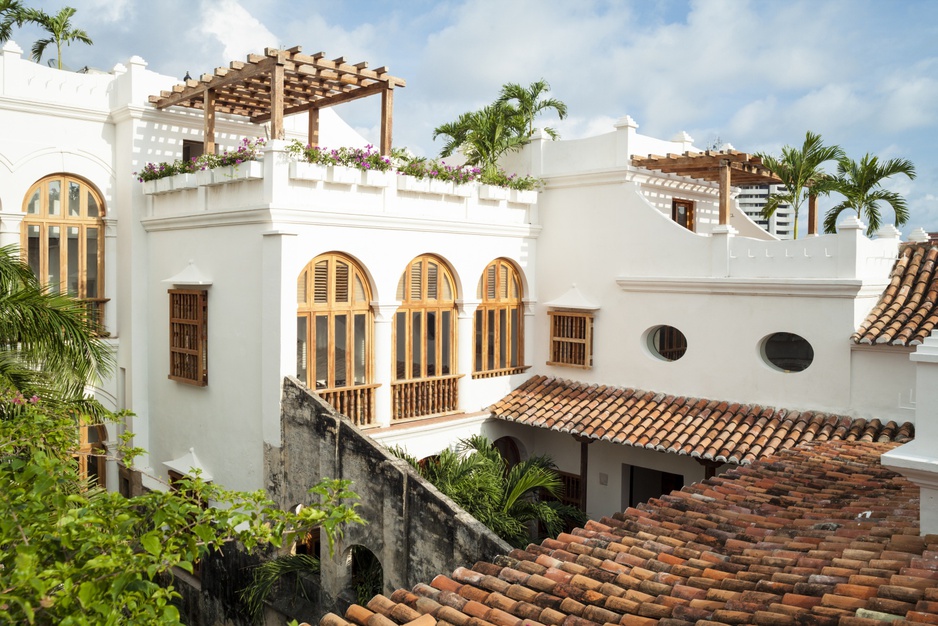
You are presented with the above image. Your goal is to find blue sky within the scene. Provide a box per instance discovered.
[15,0,938,233]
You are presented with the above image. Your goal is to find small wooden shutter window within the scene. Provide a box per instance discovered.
[169,289,208,386]
[547,310,593,369]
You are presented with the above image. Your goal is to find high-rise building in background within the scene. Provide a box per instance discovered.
[737,184,794,239]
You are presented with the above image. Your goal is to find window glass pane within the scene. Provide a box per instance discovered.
[353,274,366,302]
[27,225,40,279]
[412,312,422,378]
[26,188,40,214]
[441,311,451,375]
[334,314,347,388]
[48,180,61,216]
[68,181,81,217]
[510,308,520,367]
[85,228,98,298]
[353,314,366,385]
[427,311,436,377]
[499,309,507,369]
[474,309,483,372]
[87,191,99,217]
[67,227,80,296]
[487,309,495,371]
[297,316,308,383]
[48,226,60,292]
[315,315,328,388]
[395,311,406,379]
[297,270,307,304]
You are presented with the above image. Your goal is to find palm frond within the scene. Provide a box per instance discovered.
[241,553,320,623]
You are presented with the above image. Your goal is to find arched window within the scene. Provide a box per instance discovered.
[22,175,106,328]
[474,258,524,377]
[392,255,458,419]
[297,253,375,425]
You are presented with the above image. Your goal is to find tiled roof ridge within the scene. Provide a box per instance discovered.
[488,376,913,465]
[322,440,938,626]
[854,241,938,346]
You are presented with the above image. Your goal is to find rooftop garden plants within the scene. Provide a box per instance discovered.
[134,137,266,182]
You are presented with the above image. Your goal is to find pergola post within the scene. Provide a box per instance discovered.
[203,89,215,155]
[270,61,285,140]
[307,107,320,147]
[380,87,394,155]
[719,159,731,225]
[808,194,818,235]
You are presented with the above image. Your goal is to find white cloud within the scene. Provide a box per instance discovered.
[197,0,279,62]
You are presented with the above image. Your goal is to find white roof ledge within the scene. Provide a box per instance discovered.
[163,447,213,482]
[544,284,601,311]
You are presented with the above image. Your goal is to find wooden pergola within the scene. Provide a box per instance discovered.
[149,46,406,156]
[631,150,820,235]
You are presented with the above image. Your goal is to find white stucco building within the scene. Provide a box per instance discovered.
[0,41,926,521]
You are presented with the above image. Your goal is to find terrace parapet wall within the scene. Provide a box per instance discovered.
[265,377,510,620]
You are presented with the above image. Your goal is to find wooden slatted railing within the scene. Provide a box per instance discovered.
[318,383,379,427]
[82,298,109,336]
[391,374,462,421]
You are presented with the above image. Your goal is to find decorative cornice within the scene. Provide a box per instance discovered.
[616,276,884,299]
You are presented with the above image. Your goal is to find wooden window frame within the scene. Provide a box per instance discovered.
[393,255,457,382]
[21,174,108,331]
[296,253,374,391]
[77,421,107,489]
[169,288,208,386]
[671,199,695,232]
[547,310,594,369]
[473,258,526,378]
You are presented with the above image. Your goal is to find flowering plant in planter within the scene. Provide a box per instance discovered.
[478,167,541,191]
[134,137,266,182]
[286,140,392,171]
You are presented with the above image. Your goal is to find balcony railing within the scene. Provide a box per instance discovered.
[391,374,462,421]
[318,384,379,427]
[82,298,109,336]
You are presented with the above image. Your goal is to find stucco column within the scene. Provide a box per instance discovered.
[710,224,737,278]
[882,330,938,535]
[372,303,398,427]
[523,299,537,370]
[456,299,479,411]
[0,210,23,249]
[836,216,866,279]
[261,229,297,449]
[103,216,118,334]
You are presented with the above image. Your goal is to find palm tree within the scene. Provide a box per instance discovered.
[0,0,24,43]
[392,435,585,547]
[433,102,528,174]
[0,244,111,413]
[823,154,917,235]
[25,6,93,70]
[497,79,568,139]
[758,131,844,239]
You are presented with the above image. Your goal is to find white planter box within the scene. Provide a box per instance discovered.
[327,165,359,185]
[479,184,509,201]
[289,161,326,181]
[155,177,174,194]
[173,173,198,190]
[397,175,430,193]
[359,169,389,188]
[429,179,454,195]
[142,180,158,195]
[196,169,214,187]
[510,189,538,204]
[451,183,472,197]
[232,160,263,181]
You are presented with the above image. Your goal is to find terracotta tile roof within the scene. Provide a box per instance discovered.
[487,376,913,465]
[854,243,938,346]
[322,440,938,626]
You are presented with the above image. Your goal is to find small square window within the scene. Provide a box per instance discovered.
[547,310,593,369]
[169,289,208,386]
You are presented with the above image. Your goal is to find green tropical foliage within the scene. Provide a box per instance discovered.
[433,79,567,174]
[0,396,363,625]
[823,153,917,235]
[758,131,844,239]
[0,0,25,42]
[24,5,92,69]
[0,244,111,416]
[392,435,585,548]
[497,79,568,139]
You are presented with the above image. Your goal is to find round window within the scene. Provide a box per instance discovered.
[647,325,687,361]
[762,332,813,372]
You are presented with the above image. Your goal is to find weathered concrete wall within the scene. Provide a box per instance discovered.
[268,377,511,609]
